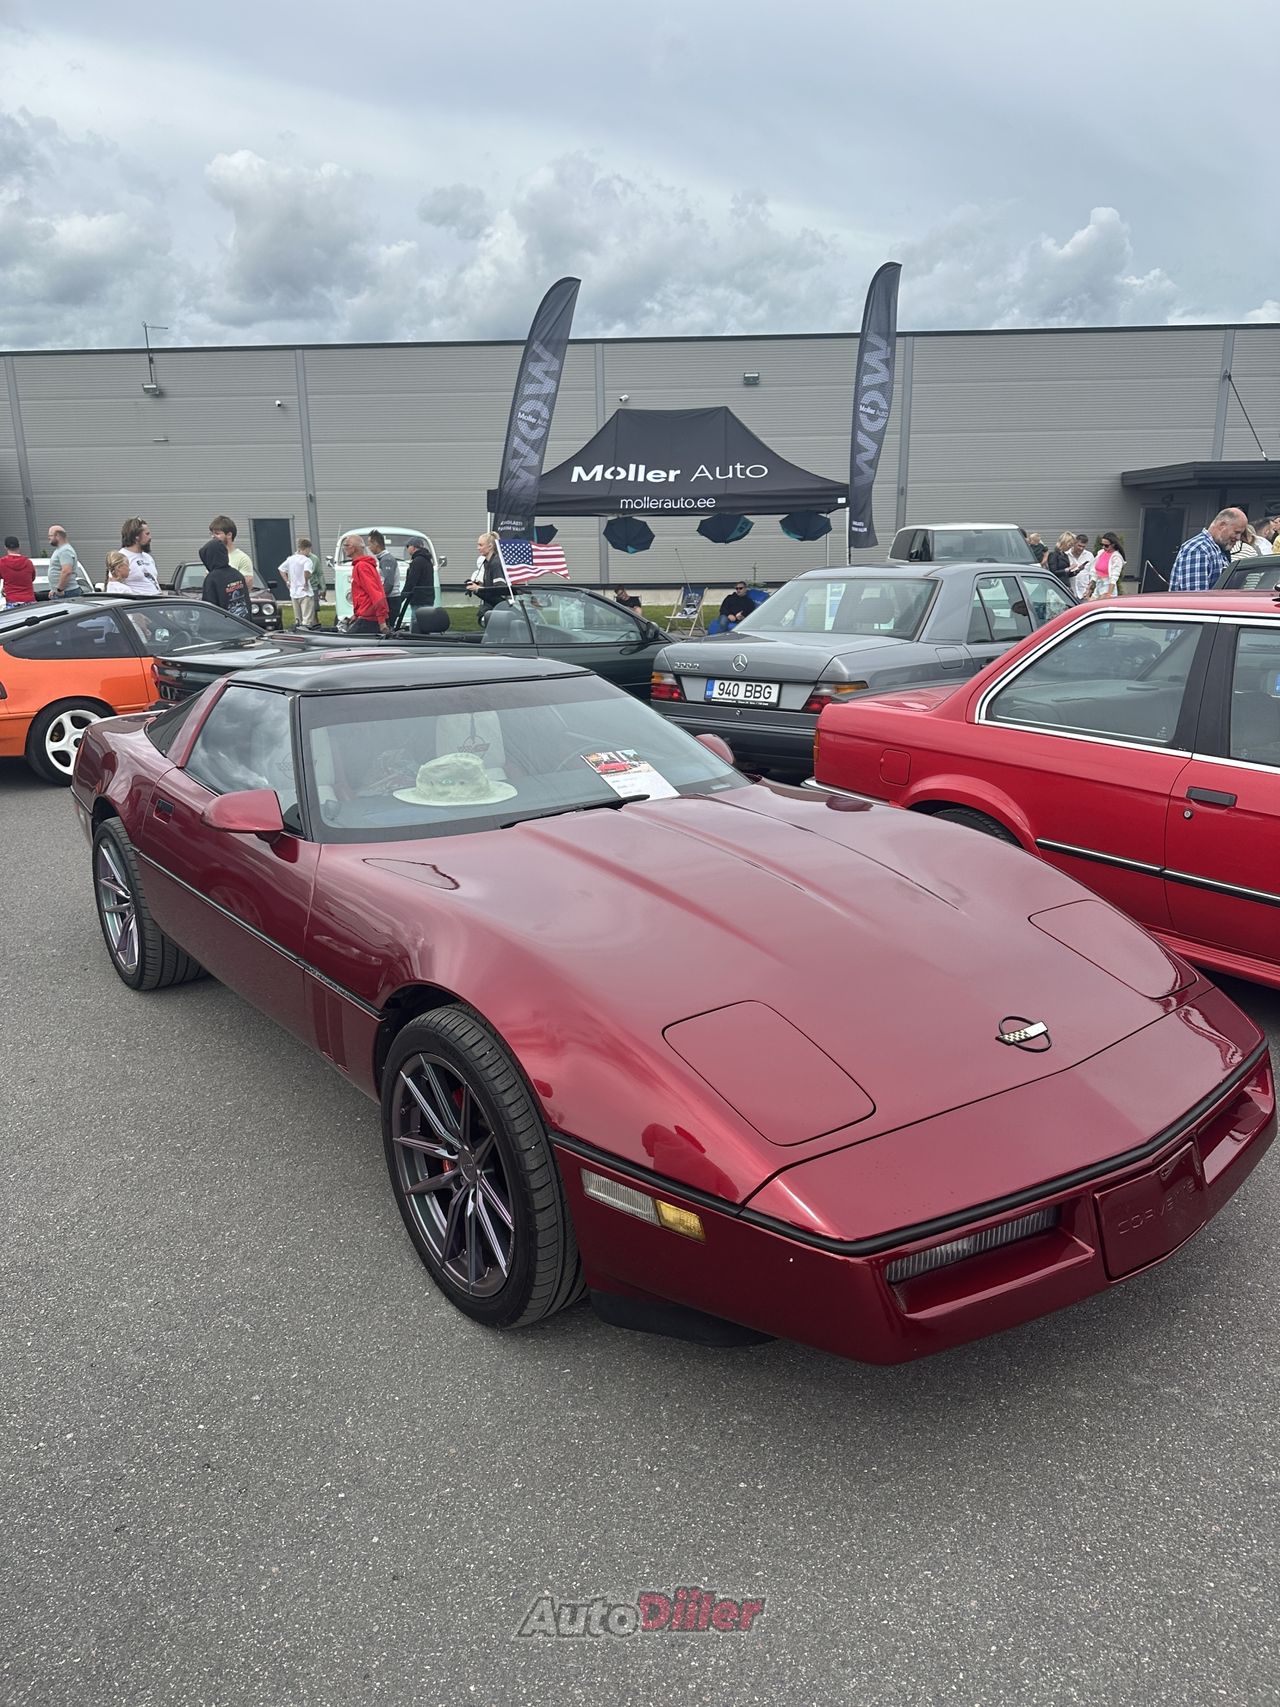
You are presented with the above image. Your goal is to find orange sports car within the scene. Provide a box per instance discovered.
[0,596,267,782]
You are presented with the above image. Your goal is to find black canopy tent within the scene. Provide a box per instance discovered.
[486,406,848,520]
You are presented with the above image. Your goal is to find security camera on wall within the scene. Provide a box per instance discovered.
[274,399,285,409]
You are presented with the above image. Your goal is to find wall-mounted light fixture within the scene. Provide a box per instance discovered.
[742,372,761,386]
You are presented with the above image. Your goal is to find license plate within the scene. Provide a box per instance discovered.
[1094,1143,1205,1279]
[704,678,781,706]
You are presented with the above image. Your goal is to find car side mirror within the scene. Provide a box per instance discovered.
[202,788,286,837]
[695,733,736,766]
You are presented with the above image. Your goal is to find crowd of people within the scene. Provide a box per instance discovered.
[6,504,1278,620]
[1168,507,1278,591]
[0,514,440,630]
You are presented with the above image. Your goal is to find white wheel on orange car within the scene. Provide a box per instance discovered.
[26,699,107,784]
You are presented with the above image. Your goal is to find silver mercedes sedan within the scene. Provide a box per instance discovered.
[650,561,1075,777]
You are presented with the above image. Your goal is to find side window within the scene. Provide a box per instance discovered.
[987,619,1204,746]
[975,575,1032,643]
[1019,574,1073,627]
[175,563,204,594]
[3,612,135,660]
[146,693,204,757]
[185,687,300,825]
[1229,627,1280,767]
[518,589,637,642]
[121,602,253,655]
[905,530,931,562]
[967,585,993,644]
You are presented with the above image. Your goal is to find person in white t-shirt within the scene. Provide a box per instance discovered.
[1253,512,1278,556]
[119,517,162,595]
[1064,533,1094,600]
[279,544,315,629]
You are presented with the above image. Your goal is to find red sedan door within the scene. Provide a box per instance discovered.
[134,683,319,1043]
[1164,618,1280,972]
[974,612,1216,935]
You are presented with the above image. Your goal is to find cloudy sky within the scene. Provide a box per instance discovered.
[1,0,1275,350]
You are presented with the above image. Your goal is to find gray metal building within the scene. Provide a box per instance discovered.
[3,323,1277,590]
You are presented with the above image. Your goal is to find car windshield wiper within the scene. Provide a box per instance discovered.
[499,795,650,829]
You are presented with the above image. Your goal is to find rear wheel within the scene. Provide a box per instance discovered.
[26,699,107,784]
[930,806,1019,845]
[382,1006,583,1328]
[92,819,205,991]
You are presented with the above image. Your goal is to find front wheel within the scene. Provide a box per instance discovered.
[27,700,107,784]
[92,819,205,991]
[382,1007,583,1328]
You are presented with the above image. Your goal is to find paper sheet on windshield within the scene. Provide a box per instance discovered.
[581,749,678,800]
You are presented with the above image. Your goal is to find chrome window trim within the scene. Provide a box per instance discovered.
[1188,750,1280,779]
[974,609,1218,748]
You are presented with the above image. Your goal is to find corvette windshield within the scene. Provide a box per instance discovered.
[736,576,934,639]
[300,675,747,842]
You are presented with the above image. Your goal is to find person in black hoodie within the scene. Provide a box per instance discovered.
[397,538,436,627]
[200,537,252,621]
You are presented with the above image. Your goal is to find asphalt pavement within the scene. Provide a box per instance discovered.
[2,756,1277,1707]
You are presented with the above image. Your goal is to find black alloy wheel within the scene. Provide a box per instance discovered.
[382,1007,583,1328]
[91,819,205,992]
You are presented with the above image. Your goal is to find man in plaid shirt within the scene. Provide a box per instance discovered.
[1168,508,1248,591]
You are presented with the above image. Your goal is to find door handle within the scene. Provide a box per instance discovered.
[1185,787,1236,808]
[154,797,175,818]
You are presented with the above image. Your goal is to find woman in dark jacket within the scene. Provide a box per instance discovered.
[467,531,510,621]
[1046,532,1074,587]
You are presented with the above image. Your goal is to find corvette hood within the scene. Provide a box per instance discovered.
[355,787,1186,1168]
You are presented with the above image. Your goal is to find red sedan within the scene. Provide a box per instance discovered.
[815,591,1280,990]
[71,652,1273,1364]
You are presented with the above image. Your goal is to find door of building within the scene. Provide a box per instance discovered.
[250,517,295,598]
[1137,505,1187,592]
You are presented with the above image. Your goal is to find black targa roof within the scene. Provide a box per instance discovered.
[486,406,849,519]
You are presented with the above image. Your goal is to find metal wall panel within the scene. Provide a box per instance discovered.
[1222,326,1280,461]
[905,328,1233,549]
[3,325,1276,590]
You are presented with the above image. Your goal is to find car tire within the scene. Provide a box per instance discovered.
[931,806,1020,844]
[26,699,109,785]
[92,819,206,991]
[382,1006,584,1329]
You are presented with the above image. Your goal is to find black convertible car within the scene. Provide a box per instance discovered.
[151,583,673,704]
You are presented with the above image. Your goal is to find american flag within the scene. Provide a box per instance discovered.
[497,537,569,584]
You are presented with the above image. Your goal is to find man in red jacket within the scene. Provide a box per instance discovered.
[0,536,37,606]
[345,535,389,635]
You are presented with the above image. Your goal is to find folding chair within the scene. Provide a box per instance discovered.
[667,585,706,636]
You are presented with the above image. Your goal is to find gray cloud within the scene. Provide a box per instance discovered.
[0,101,1274,353]
[901,206,1181,330]
[419,185,492,242]
[0,108,182,347]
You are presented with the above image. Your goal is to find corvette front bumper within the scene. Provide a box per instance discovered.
[554,1043,1275,1365]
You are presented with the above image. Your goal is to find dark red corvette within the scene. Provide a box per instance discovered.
[72,652,1274,1364]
